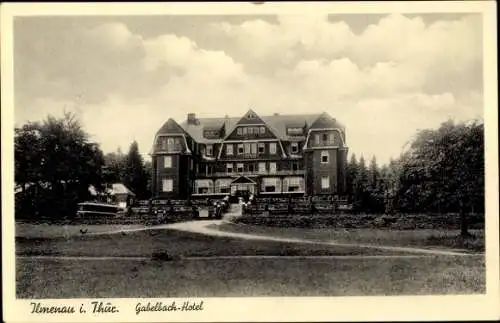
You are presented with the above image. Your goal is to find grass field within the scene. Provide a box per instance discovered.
[17,256,484,298]
[15,223,145,238]
[15,223,485,298]
[16,227,411,258]
[212,223,485,251]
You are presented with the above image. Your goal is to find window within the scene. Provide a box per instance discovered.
[206,144,213,156]
[269,162,277,174]
[270,143,277,154]
[190,159,193,170]
[291,142,299,154]
[164,156,172,168]
[329,133,335,144]
[204,130,219,138]
[259,162,266,173]
[243,143,250,154]
[321,176,330,189]
[321,151,329,163]
[161,138,167,150]
[215,179,232,194]
[196,179,213,194]
[162,179,173,192]
[258,143,265,154]
[260,126,265,134]
[292,162,299,171]
[226,163,233,174]
[315,134,320,145]
[288,177,301,192]
[242,127,248,135]
[248,127,253,135]
[248,164,255,173]
[237,128,243,135]
[262,178,279,192]
[206,165,213,176]
[226,144,233,156]
[237,163,244,173]
[322,133,328,142]
[238,144,244,154]
[250,143,257,154]
[287,127,303,136]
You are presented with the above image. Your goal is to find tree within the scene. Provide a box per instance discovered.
[123,141,149,199]
[352,155,370,212]
[15,112,105,221]
[144,160,153,199]
[103,149,127,183]
[396,119,484,236]
[368,156,379,189]
[367,156,384,213]
[346,154,358,203]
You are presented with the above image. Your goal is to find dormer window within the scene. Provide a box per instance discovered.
[287,127,304,136]
[203,128,220,139]
[291,142,299,154]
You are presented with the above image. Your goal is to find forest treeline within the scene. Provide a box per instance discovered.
[15,113,484,235]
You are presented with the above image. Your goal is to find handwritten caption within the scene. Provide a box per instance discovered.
[30,300,205,315]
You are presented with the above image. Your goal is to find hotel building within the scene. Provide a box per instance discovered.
[150,109,348,199]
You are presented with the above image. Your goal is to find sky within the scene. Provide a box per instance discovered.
[13,13,483,164]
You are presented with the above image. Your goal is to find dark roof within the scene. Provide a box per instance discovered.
[157,118,187,135]
[177,111,345,143]
[181,117,239,143]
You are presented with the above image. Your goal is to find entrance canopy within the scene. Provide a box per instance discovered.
[230,176,257,185]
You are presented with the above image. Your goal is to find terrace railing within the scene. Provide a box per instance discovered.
[206,170,305,177]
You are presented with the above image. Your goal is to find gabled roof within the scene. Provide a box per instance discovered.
[177,111,345,143]
[308,112,345,130]
[231,176,257,184]
[157,118,187,135]
[236,109,267,125]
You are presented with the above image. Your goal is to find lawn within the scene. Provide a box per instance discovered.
[15,224,485,298]
[15,223,145,238]
[17,256,484,298]
[16,227,411,258]
[211,223,485,251]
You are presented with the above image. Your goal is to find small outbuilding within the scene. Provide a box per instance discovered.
[89,183,136,209]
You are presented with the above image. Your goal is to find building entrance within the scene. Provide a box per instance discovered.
[230,176,257,199]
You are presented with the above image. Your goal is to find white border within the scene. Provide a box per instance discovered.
[2,2,499,322]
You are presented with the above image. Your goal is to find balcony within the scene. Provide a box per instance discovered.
[154,145,185,154]
[205,170,305,177]
[225,153,271,159]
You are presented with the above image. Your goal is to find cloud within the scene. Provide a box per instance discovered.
[212,13,482,94]
[14,14,483,164]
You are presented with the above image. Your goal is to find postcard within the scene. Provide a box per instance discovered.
[2,1,498,322]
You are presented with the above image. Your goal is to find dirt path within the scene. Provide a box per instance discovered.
[87,212,479,257]
[164,219,478,256]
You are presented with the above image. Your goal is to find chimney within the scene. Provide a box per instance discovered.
[187,113,197,125]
